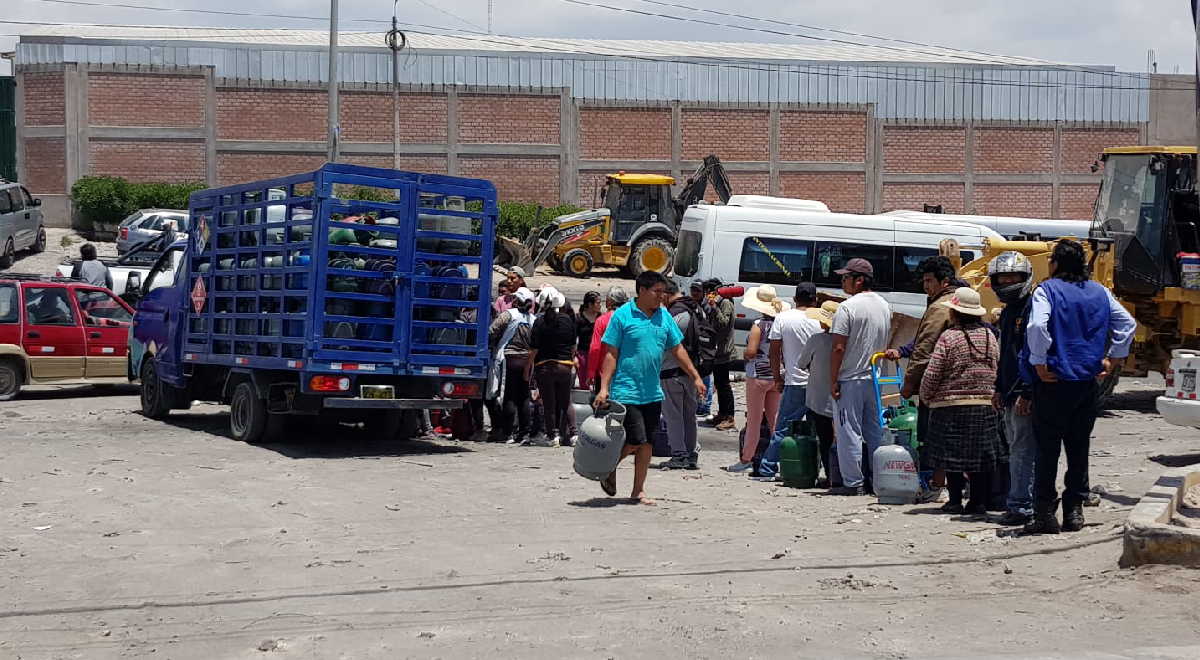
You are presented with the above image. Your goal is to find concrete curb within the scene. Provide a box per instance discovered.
[1120,462,1200,568]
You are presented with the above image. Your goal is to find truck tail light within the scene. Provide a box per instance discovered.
[1166,368,1175,387]
[311,376,351,392]
[441,381,479,398]
[120,227,129,240]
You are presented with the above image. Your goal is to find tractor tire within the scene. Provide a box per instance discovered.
[363,410,403,438]
[139,359,173,420]
[1097,371,1121,408]
[230,381,268,444]
[629,237,675,277]
[547,252,564,273]
[563,249,594,278]
[0,358,22,401]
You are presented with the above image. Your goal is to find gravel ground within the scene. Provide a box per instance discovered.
[0,228,116,279]
[3,380,1200,659]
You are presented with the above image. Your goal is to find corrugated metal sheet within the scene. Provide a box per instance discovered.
[14,28,1150,122]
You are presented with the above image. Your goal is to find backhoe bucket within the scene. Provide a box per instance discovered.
[494,235,536,272]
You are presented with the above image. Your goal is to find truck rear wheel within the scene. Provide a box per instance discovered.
[563,249,594,278]
[139,359,172,419]
[230,381,268,444]
[363,410,403,438]
[630,238,675,277]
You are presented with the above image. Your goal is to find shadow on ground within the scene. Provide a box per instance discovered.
[1148,452,1200,468]
[1100,389,1159,416]
[6,384,139,402]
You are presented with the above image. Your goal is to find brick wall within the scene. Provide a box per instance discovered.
[882,126,966,173]
[24,138,67,193]
[88,73,205,127]
[780,172,867,213]
[882,183,966,213]
[90,140,206,184]
[975,127,1053,174]
[1061,184,1099,220]
[1060,129,1142,173]
[459,156,560,205]
[217,88,327,141]
[341,92,448,143]
[22,72,65,126]
[217,153,327,186]
[580,107,672,160]
[681,109,769,161]
[714,172,770,201]
[779,111,868,162]
[459,95,560,144]
[972,184,1053,217]
[341,154,448,174]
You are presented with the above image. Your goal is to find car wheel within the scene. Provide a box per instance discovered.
[629,237,675,277]
[563,249,594,278]
[31,227,47,254]
[139,359,172,419]
[0,239,14,269]
[230,381,268,444]
[0,359,22,401]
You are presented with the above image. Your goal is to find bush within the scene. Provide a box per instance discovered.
[72,176,205,227]
[496,202,583,240]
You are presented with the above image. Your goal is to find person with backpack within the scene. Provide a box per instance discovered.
[726,285,791,473]
[659,281,710,470]
[755,282,821,478]
[704,279,738,430]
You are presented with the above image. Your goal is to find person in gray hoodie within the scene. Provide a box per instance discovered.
[71,243,112,290]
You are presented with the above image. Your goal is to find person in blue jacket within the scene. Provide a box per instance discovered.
[1021,239,1136,534]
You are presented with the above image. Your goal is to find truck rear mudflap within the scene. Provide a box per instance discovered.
[322,397,464,410]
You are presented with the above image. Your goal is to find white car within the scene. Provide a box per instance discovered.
[1158,350,1200,428]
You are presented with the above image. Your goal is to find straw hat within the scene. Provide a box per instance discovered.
[939,287,987,317]
[806,300,841,329]
[743,285,792,317]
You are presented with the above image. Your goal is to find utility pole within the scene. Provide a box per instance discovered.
[488,0,493,34]
[327,0,340,163]
[391,15,401,170]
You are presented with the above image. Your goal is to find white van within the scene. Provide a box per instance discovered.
[882,210,1091,241]
[673,196,1005,344]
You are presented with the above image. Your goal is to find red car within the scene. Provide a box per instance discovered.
[0,274,135,400]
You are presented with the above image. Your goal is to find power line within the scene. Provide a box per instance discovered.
[29,0,388,26]
[410,0,487,33]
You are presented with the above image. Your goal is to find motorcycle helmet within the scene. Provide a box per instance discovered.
[987,251,1034,305]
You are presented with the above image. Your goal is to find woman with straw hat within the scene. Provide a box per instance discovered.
[919,287,1003,515]
[726,285,792,474]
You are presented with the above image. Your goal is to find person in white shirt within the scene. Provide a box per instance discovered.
[829,258,892,495]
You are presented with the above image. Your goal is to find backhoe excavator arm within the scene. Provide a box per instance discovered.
[673,155,732,219]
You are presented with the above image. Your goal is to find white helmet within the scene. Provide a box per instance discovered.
[987,251,1034,304]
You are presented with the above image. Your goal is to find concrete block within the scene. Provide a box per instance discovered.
[1120,464,1200,568]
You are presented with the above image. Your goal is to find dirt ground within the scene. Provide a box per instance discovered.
[3,378,1200,659]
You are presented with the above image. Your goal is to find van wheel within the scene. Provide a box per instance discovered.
[140,360,172,419]
[0,359,22,401]
[0,240,14,269]
[31,228,47,254]
[630,238,675,277]
[230,382,268,443]
[563,249,594,278]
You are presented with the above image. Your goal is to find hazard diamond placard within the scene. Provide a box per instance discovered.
[191,276,207,314]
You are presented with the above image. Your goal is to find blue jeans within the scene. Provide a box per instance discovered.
[696,374,713,415]
[1004,404,1036,516]
[758,385,808,477]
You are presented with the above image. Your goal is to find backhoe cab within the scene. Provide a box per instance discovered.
[496,155,731,277]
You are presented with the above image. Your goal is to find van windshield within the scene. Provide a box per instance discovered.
[676,230,702,277]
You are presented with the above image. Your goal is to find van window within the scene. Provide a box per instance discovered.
[0,191,13,214]
[739,237,813,286]
[894,247,940,294]
[814,242,894,291]
[676,230,702,277]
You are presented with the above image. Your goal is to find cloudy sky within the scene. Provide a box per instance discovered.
[2,0,1196,76]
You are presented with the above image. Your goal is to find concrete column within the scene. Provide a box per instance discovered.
[559,91,579,205]
[670,102,682,182]
[1052,122,1063,219]
[63,63,86,190]
[864,104,878,213]
[204,68,218,187]
[446,89,459,176]
[871,121,885,213]
[963,120,975,215]
[768,104,781,196]
[13,70,25,185]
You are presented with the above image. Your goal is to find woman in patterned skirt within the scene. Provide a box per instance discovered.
[919,287,1002,515]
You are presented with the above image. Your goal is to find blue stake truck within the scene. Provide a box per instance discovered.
[129,164,497,443]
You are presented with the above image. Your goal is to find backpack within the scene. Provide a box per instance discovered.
[671,298,716,376]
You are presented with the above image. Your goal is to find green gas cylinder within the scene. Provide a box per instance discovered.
[887,399,919,450]
[780,419,819,488]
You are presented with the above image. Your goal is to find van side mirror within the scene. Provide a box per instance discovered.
[32,198,42,207]
[126,271,143,296]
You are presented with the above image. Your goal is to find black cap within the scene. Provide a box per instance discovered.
[795,282,817,303]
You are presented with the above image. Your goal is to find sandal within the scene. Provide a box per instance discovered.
[601,472,617,497]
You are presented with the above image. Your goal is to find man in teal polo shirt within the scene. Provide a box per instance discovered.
[594,271,707,505]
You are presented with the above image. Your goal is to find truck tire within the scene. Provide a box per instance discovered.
[140,359,172,420]
[0,359,22,401]
[32,227,47,254]
[563,249,594,278]
[0,239,14,269]
[629,238,675,277]
[230,381,268,444]
[364,410,403,438]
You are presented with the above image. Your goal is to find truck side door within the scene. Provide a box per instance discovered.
[0,190,15,252]
[21,285,86,380]
[18,187,41,247]
[133,246,186,383]
[74,286,135,378]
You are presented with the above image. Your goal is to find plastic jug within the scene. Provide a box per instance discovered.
[573,402,627,481]
[872,438,921,505]
[779,419,819,488]
[570,390,594,426]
